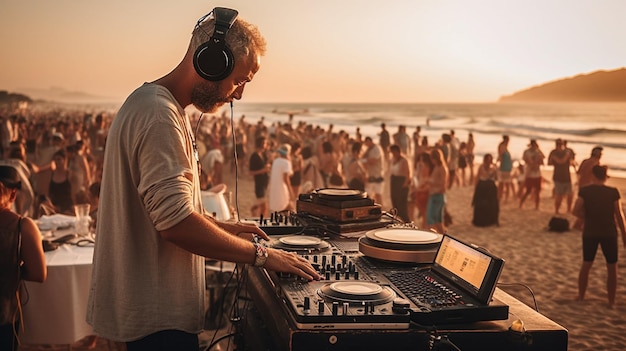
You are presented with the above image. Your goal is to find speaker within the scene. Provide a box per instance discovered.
[193,7,239,81]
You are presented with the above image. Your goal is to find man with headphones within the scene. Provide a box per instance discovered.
[87,8,320,350]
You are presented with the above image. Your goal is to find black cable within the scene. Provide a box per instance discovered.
[497,282,539,312]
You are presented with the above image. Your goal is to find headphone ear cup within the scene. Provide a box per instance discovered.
[193,41,235,81]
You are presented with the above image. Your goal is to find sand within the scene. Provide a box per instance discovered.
[19,167,626,351]
[220,166,626,351]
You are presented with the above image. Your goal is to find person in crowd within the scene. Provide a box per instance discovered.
[519,139,545,210]
[573,165,626,309]
[48,149,74,214]
[548,138,575,214]
[412,126,421,156]
[412,152,433,229]
[497,135,515,203]
[268,144,294,213]
[362,137,384,205]
[378,122,391,161]
[248,136,270,217]
[0,142,38,217]
[472,153,499,227]
[577,146,603,188]
[86,9,319,350]
[573,146,603,230]
[344,141,367,192]
[289,142,303,197]
[0,165,47,351]
[67,141,92,202]
[457,141,468,187]
[200,141,224,190]
[389,144,411,222]
[466,132,476,185]
[393,125,411,158]
[427,148,449,233]
[300,146,324,192]
[319,140,343,187]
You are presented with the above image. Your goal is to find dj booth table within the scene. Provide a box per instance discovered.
[245,266,567,351]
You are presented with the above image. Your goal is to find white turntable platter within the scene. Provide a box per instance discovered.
[329,282,383,296]
[365,228,442,245]
[278,236,322,246]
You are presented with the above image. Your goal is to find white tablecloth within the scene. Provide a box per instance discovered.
[21,244,94,344]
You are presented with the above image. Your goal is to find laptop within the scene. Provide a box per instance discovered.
[383,234,509,325]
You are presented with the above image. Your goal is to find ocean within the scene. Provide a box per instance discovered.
[229,101,626,178]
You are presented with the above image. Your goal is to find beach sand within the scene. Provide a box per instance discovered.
[19,167,626,351]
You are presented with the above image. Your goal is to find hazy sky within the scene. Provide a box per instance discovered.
[1,0,625,103]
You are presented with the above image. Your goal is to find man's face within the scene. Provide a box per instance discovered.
[192,53,261,113]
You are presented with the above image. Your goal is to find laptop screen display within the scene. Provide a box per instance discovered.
[433,235,504,304]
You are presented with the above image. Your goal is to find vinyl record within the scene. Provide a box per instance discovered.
[278,236,323,246]
[365,228,442,245]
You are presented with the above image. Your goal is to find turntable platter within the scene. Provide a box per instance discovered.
[316,188,368,201]
[279,236,322,246]
[318,281,396,304]
[330,282,383,296]
[365,228,442,245]
[272,235,331,252]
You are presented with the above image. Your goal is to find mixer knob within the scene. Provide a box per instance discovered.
[343,302,349,315]
[362,302,369,314]
[348,262,354,272]
[342,255,347,265]
[354,271,359,280]
[336,263,342,272]
[335,272,340,280]
[313,255,318,263]
[325,272,331,280]
[321,256,327,266]
[332,302,339,315]
[318,300,325,314]
[344,271,350,280]
[331,255,336,265]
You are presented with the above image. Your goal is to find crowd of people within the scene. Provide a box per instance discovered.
[0,106,109,220]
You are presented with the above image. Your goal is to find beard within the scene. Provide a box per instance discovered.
[190,81,228,113]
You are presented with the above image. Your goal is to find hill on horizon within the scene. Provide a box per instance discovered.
[499,68,626,102]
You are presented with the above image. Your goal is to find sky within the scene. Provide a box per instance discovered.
[1,0,625,104]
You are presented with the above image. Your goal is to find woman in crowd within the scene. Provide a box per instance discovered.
[0,165,47,351]
[48,149,74,214]
[345,142,367,192]
[472,153,499,227]
[289,142,304,197]
[389,144,411,222]
[411,152,434,229]
[268,144,294,213]
[427,148,449,233]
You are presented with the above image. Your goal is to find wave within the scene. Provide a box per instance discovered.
[488,120,626,137]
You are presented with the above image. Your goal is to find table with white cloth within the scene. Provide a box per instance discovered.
[21,243,94,344]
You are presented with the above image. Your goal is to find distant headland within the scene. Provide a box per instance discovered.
[499,68,626,102]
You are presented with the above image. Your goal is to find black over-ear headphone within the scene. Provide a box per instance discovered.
[193,7,239,81]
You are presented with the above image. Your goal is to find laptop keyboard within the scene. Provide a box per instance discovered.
[385,270,465,308]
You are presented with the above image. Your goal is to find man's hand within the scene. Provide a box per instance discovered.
[264,248,321,281]
[216,220,270,241]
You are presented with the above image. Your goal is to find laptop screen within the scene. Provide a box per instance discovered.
[432,235,504,304]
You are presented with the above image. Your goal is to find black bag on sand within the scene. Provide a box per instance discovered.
[548,216,569,232]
